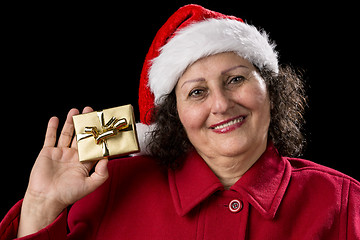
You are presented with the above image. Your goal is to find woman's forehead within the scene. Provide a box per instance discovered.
[179,53,255,80]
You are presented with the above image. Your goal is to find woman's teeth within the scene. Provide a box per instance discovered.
[213,116,245,129]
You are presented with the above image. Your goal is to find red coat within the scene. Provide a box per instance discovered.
[1,143,359,239]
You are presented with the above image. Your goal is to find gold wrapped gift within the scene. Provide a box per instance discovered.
[72,104,140,162]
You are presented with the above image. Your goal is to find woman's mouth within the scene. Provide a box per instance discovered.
[209,115,247,134]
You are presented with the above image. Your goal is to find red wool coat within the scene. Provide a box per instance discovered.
[1,144,359,239]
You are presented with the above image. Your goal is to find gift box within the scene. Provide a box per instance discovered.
[72,104,140,162]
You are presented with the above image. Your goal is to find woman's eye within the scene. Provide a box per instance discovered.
[229,76,245,84]
[188,89,205,97]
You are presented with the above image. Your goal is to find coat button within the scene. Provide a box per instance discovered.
[228,199,242,213]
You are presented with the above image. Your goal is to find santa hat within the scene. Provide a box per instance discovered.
[135,4,278,154]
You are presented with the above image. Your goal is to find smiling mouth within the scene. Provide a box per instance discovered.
[209,115,247,132]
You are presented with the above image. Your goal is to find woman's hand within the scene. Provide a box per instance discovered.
[18,107,109,237]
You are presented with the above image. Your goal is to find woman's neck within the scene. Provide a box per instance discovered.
[197,144,267,189]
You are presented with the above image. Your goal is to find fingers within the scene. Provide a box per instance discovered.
[82,106,94,114]
[57,108,79,147]
[43,116,59,147]
[45,106,94,149]
[70,106,94,149]
[82,159,98,173]
[84,159,109,193]
[93,158,109,180]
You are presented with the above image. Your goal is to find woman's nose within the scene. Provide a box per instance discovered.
[210,89,233,114]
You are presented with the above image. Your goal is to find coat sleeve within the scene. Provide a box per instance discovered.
[0,159,122,240]
[347,179,360,240]
[0,173,112,240]
[0,200,68,240]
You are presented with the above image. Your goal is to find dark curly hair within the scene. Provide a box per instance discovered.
[147,64,307,169]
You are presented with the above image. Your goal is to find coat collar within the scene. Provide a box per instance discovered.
[168,143,291,219]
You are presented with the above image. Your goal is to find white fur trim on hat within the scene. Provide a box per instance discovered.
[148,18,278,104]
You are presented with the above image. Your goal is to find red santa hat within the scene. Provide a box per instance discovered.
[135,4,278,154]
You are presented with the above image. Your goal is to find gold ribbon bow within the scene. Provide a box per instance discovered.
[76,111,129,157]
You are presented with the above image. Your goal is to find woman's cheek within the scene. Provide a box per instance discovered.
[239,78,269,110]
[178,102,208,132]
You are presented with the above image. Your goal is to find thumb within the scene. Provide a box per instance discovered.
[84,159,109,193]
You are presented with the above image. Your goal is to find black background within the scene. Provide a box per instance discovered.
[2,1,359,219]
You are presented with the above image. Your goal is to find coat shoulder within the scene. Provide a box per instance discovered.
[285,157,360,190]
[108,154,161,172]
[106,154,169,190]
[108,154,166,175]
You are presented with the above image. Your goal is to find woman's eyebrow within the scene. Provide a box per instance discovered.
[180,65,249,89]
[181,78,205,88]
[221,65,249,75]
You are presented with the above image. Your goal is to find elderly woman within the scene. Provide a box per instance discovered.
[1,4,359,240]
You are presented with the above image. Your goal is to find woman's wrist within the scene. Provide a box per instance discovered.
[17,192,67,238]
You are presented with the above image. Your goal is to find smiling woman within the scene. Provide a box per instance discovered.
[1,4,358,240]
[174,53,271,188]
[148,53,306,171]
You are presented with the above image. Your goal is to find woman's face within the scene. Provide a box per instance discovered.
[175,52,271,160]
